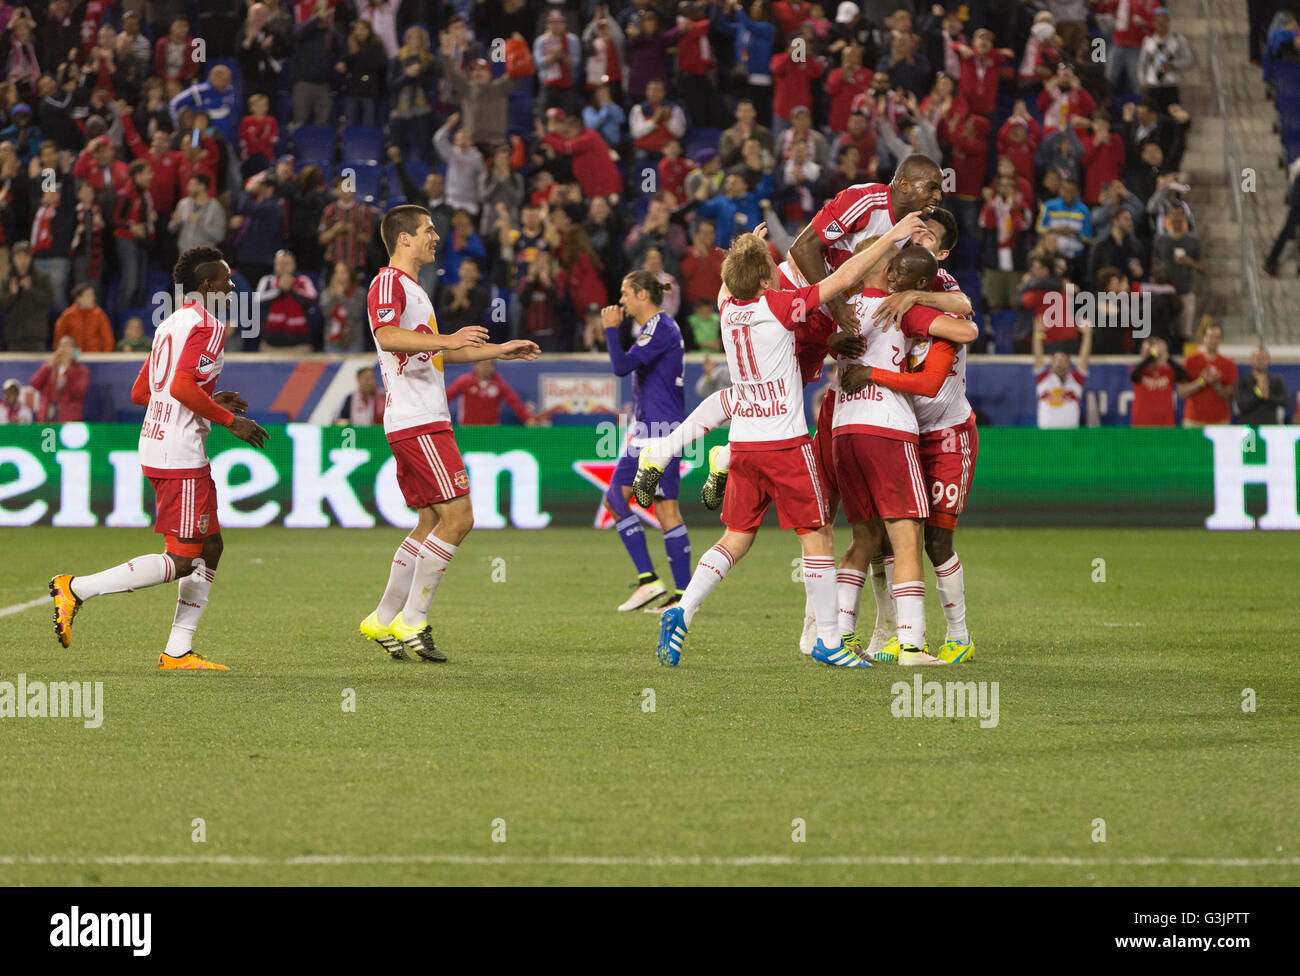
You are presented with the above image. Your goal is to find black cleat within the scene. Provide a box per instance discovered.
[631,449,664,509]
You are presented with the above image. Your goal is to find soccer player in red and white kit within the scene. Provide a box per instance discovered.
[655,227,915,669]
[358,205,540,662]
[49,247,270,669]
[833,246,977,665]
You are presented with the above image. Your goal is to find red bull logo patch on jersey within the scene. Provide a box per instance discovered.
[454,469,469,490]
[196,514,209,534]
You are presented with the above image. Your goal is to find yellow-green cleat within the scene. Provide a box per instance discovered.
[359,611,406,660]
[631,447,665,509]
[938,636,975,663]
[700,445,728,511]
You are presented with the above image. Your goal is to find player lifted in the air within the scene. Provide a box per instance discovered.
[655,225,917,669]
[633,155,952,512]
[358,205,540,662]
[49,247,270,669]
[833,245,977,665]
[600,271,691,613]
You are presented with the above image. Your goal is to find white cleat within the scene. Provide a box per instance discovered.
[798,610,817,655]
[618,579,668,612]
[864,627,893,658]
[898,647,948,666]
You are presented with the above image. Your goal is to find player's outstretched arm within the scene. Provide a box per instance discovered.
[926,317,978,345]
[443,339,542,364]
[862,340,958,398]
[373,324,489,354]
[814,212,927,309]
[875,288,973,328]
[1032,326,1046,372]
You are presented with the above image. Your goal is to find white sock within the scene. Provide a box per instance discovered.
[836,568,866,636]
[892,580,926,650]
[803,555,839,646]
[164,561,214,657]
[71,553,174,600]
[934,554,968,642]
[645,390,728,465]
[869,559,896,634]
[376,534,422,625]
[401,535,458,623]
[680,542,735,627]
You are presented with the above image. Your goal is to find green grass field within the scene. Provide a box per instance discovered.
[0,525,1296,886]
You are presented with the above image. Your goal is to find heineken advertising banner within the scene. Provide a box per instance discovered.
[0,424,1297,530]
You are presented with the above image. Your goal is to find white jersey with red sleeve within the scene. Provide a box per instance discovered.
[138,301,225,478]
[367,266,452,442]
[833,290,962,442]
[1036,366,1086,428]
[910,337,973,433]
[718,284,820,451]
[809,182,896,274]
[912,269,973,432]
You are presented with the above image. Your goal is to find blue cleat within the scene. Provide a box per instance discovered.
[811,638,871,667]
[657,606,688,667]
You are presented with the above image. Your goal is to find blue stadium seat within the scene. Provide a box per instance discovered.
[341,125,384,166]
[293,125,337,168]
[343,162,382,204]
[683,127,721,158]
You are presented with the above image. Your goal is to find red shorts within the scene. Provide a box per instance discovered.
[390,429,470,509]
[721,441,828,533]
[834,432,929,523]
[918,414,979,530]
[150,473,220,538]
[810,392,838,498]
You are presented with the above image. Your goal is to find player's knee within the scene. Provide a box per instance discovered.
[167,553,196,578]
[923,525,952,564]
[202,534,224,569]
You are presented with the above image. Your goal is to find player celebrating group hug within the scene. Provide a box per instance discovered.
[641,154,982,670]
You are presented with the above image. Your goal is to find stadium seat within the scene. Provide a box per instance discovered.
[343,162,382,204]
[293,125,337,168]
[683,127,721,159]
[341,125,384,166]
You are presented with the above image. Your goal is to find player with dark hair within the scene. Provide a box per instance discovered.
[49,247,270,669]
[599,269,690,612]
[358,205,541,662]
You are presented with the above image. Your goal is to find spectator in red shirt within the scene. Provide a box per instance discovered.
[121,112,184,218]
[679,219,724,307]
[627,78,687,160]
[153,16,200,85]
[30,337,90,422]
[955,28,1012,116]
[1080,113,1125,205]
[446,360,534,426]
[1038,65,1096,134]
[675,4,722,126]
[1178,321,1238,426]
[828,109,877,174]
[255,249,319,350]
[542,112,624,201]
[996,103,1041,184]
[920,72,970,148]
[825,43,872,134]
[770,36,825,148]
[239,92,279,178]
[112,161,155,321]
[656,138,695,210]
[1108,0,1158,96]
[772,0,812,43]
[1130,336,1188,427]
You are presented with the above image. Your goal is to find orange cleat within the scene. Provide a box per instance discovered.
[157,652,230,671]
[49,575,81,648]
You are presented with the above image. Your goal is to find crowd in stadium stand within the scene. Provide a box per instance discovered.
[0,0,1292,428]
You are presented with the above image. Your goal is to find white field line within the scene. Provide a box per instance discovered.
[0,854,1296,869]
[0,597,49,619]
